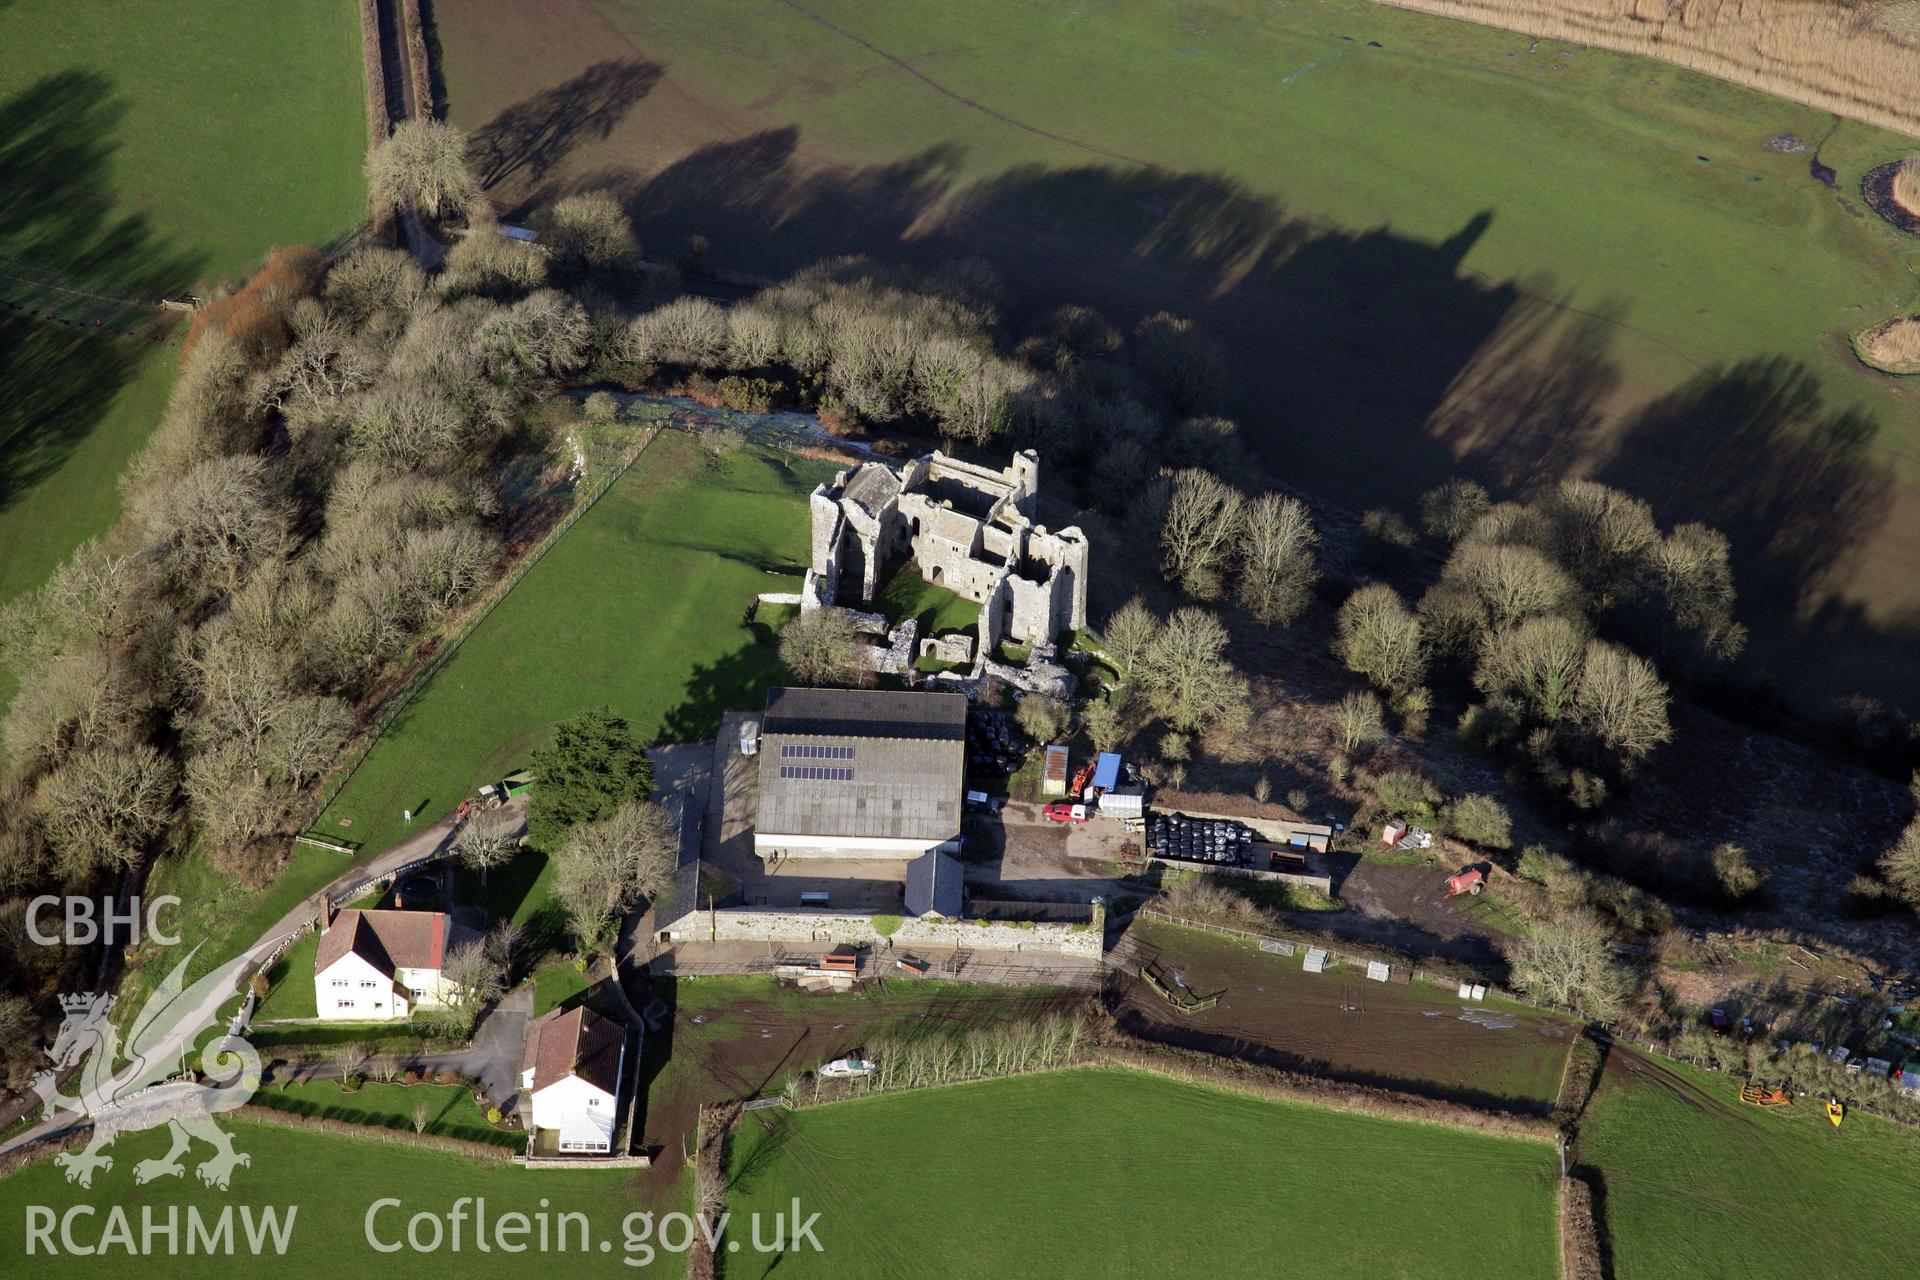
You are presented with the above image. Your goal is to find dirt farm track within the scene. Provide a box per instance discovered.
[431,0,1920,717]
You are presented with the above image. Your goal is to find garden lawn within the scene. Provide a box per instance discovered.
[252,1079,513,1147]
[253,932,322,1021]
[313,434,838,855]
[1576,1055,1920,1278]
[725,1067,1558,1279]
[874,569,979,641]
[0,1120,653,1278]
[531,959,594,1016]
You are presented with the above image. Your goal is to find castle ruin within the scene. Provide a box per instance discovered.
[807,450,1089,660]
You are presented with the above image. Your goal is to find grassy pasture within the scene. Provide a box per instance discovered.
[1575,1052,1920,1278]
[724,1067,1560,1278]
[0,1121,650,1278]
[0,0,368,295]
[312,433,837,855]
[438,0,1920,711]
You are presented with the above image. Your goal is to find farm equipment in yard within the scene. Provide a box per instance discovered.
[1740,1082,1794,1107]
[1068,761,1096,800]
[1445,868,1485,897]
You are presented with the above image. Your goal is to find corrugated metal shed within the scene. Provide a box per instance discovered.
[1042,745,1069,796]
[1092,752,1121,791]
[756,688,965,841]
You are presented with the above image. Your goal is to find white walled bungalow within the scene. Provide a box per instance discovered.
[312,907,468,1021]
[521,1006,628,1154]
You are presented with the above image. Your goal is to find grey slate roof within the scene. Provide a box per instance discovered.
[904,850,964,918]
[762,687,966,742]
[842,463,901,516]
[757,688,965,842]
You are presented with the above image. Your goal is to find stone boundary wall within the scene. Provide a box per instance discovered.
[697,907,1102,958]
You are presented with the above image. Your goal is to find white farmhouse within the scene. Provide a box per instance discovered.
[520,1006,628,1154]
[312,907,469,1021]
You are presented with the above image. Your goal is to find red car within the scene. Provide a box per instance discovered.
[1044,803,1089,823]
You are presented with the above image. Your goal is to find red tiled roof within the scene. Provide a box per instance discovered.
[522,1005,625,1097]
[314,908,451,977]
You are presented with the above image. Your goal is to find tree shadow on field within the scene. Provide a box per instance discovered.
[467,59,663,191]
[0,71,201,520]
[1593,356,1903,695]
[657,634,789,746]
[469,50,1919,707]
[581,127,1517,511]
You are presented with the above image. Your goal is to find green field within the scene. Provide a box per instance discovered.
[312,434,838,855]
[441,0,1920,710]
[0,0,368,294]
[724,1067,1559,1278]
[1576,1054,1920,1278]
[0,1121,656,1277]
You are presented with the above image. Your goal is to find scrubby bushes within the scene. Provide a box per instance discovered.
[0,225,596,901]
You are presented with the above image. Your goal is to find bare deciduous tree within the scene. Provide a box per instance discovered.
[1082,689,1130,754]
[476,289,592,382]
[553,799,674,952]
[533,190,639,271]
[39,745,177,877]
[1237,493,1318,627]
[1333,584,1426,696]
[457,807,522,885]
[1473,614,1589,724]
[1536,480,1658,615]
[1132,312,1225,414]
[1159,468,1244,600]
[779,608,860,687]
[439,223,548,300]
[1135,607,1250,733]
[324,246,429,325]
[623,297,732,368]
[1015,693,1069,745]
[129,455,292,602]
[1418,478,1491,544]
[1442,541,1577,631]
[366,118,479,219]
[1101,597,1159,679]
[1573,641,1672,764]
[1504,909,1631,1018]
[1,649,143,782]
[1333,689,1386,753]
[1649,522,1746,662]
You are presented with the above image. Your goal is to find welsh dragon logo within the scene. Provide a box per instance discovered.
[30,945,262,1190]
